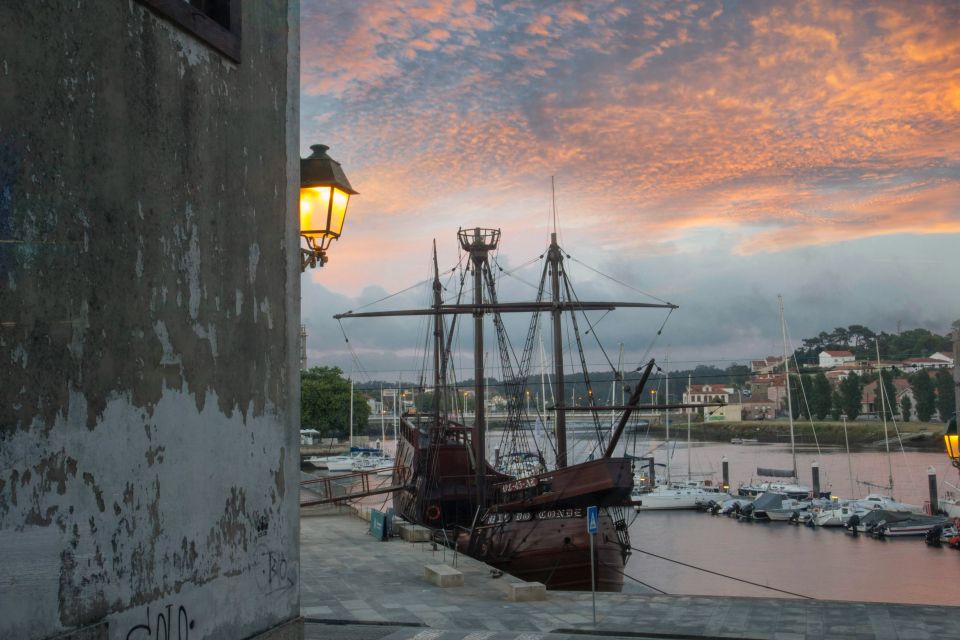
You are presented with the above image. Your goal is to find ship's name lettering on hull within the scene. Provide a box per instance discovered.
[483,507,585,525]
[498,477,539,493]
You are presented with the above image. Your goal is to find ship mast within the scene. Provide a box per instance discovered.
[548,232,568,468]
[458,227,501,506]
[432,240,444,420]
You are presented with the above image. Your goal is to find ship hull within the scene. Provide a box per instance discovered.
[461,510,627,591]
[393,417,633,592]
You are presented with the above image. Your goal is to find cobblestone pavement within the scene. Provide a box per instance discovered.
[300,511,958,639]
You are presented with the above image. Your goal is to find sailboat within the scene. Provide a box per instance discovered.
[335,227,675,591]
[738,296,815,500]
[633,374,734,510]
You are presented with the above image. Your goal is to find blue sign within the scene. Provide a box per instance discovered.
[586,505,598,534]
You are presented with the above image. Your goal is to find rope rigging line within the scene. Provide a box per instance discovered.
[629,546,815,600]
[566,254,675,306]
[560,260,619,376]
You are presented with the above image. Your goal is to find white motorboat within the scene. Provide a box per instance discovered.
[738,481,813,501]
[352,453,395,473]
[320,447,389,472]
[812,503,859,527]
[766,497,814,522]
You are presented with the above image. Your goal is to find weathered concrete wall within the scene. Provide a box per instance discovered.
[0,2,301,638]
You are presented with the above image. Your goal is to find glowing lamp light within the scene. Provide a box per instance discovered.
[299,144,358,271]
[945,414,959,469]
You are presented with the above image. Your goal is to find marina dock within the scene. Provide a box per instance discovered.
[300,509,958,640]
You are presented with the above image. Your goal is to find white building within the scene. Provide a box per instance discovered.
[819,350,856,368]
[683,383,733,415]
[930,351,955,367]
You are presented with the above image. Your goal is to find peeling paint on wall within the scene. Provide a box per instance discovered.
[0,1,300,638]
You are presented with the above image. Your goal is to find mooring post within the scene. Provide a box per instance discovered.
[928,466,939,514]
[721,456,729,492]
[811,461,820,497]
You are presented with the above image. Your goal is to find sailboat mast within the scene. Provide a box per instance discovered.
[665,357,671,484]
[876,341,894,496]
[779,295,797,479]
[548,231,568,468]
[687,374,692,482]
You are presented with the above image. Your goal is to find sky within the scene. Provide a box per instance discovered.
[299,0,960,383]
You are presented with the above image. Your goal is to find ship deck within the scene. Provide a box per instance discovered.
[300,509,957,640]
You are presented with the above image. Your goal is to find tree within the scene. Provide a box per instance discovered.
[935,370,955,421]
[911,371,936,422]
[796,374,814,418]
[301,367,371,437]
[788,374,802,419]
[811,373,832,420]
[877,370,897,422]
[839,373,862,421]
[830,389,842,421]
[900,395,913,422]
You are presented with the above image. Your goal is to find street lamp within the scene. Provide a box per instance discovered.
[945,414,959,469]
[300,144,358,271]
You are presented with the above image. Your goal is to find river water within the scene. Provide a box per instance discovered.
[619,441,960,605]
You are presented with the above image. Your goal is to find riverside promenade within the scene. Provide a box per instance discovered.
[299,509,957,640]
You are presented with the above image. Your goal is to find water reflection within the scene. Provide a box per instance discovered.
[623,442,960,605]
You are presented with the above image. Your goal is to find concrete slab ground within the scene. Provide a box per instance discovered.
[300,511,958,640]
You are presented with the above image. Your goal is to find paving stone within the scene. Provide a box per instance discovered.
[300,513,960,639]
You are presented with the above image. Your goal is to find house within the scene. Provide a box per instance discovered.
[1,3,302,638]
[750,356,783,374]
[824,361,866,382]
[819,350,856,368]
[862,379,916,420]
[749,373,786,406]
[300,428,322,445]
[929,351,955,367]
[683,383,734,415]
[902,357,946,371]
[741,398,777,420]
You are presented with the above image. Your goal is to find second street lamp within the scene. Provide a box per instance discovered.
[945,414,959,469]
[300,144,358,271]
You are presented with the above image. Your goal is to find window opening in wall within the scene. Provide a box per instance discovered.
[134,0,242,63]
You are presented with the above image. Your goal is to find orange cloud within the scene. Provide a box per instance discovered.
[301,0,960,285]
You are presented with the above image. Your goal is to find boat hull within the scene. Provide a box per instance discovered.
[461,510,627,591]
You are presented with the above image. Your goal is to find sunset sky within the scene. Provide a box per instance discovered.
[299,0,960,382]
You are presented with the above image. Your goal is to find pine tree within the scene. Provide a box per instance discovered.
[900,395,913,422]
[812,373,832,420]
[839,373,862,421]
[935,370,955,421]
[911,371,936,422]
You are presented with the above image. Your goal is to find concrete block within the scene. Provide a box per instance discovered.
[397,522,432,542]
[424,563,463,587]
[508,581,546,602]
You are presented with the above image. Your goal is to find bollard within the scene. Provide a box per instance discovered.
[928,466,939,514]
[811,461,820,497]
[721,456,729,492]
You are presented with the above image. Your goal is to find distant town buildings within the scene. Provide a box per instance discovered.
[819,350,856,368]
[681,347,953,423]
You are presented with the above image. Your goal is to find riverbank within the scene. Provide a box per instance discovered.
[640,419,948,450]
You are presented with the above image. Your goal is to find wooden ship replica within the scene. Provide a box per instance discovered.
[335,227,676,591]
